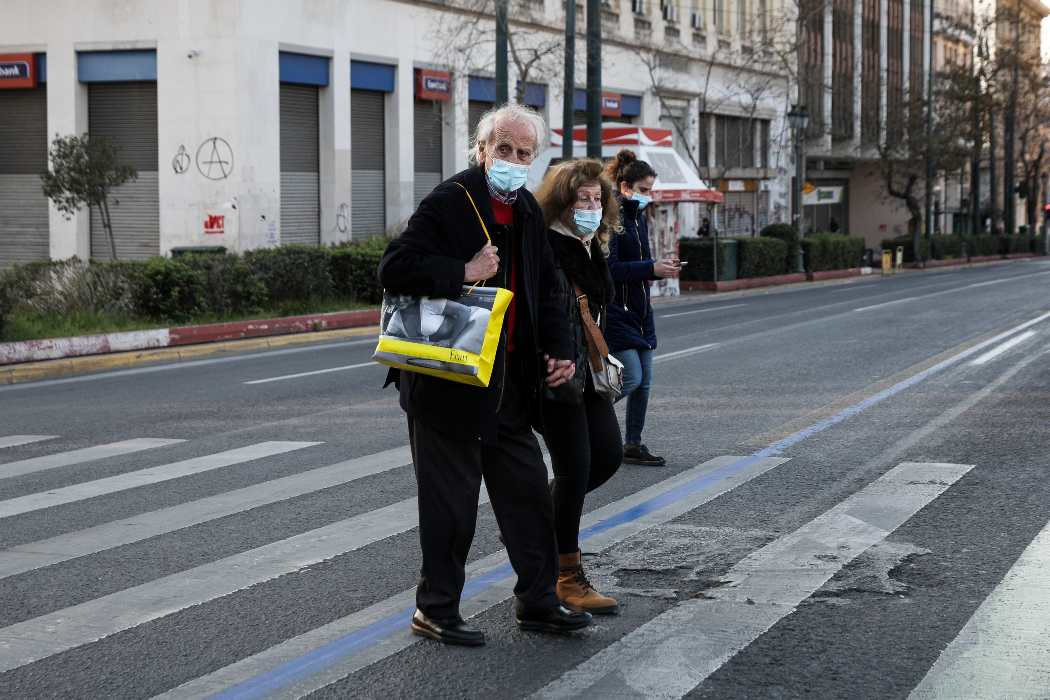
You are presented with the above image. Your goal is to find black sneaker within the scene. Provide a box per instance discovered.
[623,444,666,466]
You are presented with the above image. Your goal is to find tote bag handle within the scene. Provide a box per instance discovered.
[454,182,492,295]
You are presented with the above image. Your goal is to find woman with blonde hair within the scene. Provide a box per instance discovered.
[533,158,623,614]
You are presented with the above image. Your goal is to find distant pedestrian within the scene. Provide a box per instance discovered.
[698,217,711,237]
[378,103,591,647]
[828,217,840,233]
[534,158,624,614]
[604,149,680,467]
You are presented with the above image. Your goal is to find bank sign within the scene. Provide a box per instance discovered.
[0,54,36,89]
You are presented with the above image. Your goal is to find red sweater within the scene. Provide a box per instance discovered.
[490,198,518,352]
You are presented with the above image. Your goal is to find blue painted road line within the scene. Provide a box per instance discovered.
[201,311,1050,700]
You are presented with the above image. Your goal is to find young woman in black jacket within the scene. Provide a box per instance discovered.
[533,158,624,614]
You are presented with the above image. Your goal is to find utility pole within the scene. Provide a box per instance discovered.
[586,0,601,158]
[563,0,576,160]
[1003,0,1020,234]
[924,0,935,262]
[495,1,509,105]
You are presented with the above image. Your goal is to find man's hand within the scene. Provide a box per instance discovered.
[464,244,500,282]
[652,258,681,279]
[544,354,576,387]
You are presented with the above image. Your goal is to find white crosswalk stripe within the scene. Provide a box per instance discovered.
[0,437,184,479]
[0,441,318,520]
[0,435,59,449]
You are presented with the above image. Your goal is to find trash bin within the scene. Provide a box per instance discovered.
[721,238,738,281]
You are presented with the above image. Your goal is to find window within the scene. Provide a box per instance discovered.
[714,115,756,168]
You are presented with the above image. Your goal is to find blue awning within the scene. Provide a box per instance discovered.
[469,76,495,103]
[516,82,546,107]
[279,52,330,86]
[78,50,157,82]
[36,53,46,83]
[351,61,395,92]
[621,94,642,116]
[574,88,586,111]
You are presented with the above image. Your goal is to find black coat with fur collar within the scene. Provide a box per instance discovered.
[542,228,616,405]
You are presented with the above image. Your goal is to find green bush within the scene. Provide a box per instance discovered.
[880,236,926,263]
[930,235,963,261]
[734,237,788,278]
[243,244,333,303]
[999,234,1030,255]
[0,275,15,341]
[966,235,999,257]
[3,258,143,317]
[759,223,799,275]
[1030,235,1045,254]
[801,233,865,272]
[132,256,207,323]
[178,252,267,314]
[678,237,726,282]
[330,236,388,304]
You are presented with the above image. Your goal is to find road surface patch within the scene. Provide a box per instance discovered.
[0,436,59,449]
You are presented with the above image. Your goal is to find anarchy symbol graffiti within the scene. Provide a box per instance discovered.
[196,137,235,180]
[336,203,349,233]
[172,145,190,174]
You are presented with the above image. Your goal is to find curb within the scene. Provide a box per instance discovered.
[0,325,380,387]
[806,268,864,281]
[902,253,1038,269]
[681,273,808,292]
[0,308,381,366]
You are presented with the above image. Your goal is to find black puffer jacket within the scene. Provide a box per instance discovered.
[542,227,615,406]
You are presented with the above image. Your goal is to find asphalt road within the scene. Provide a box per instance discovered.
[1,259,1049,700]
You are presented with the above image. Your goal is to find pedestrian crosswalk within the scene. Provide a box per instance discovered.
[0,434,1047,700]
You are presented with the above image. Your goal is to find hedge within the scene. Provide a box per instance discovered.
[759,223,799,275]
[678,237,726,282]
[178,252,268,315]
[242,244,333,303]
[735,237,788,279]
[879,234,1035,262]
[330,236,387,305]
[800,233,865,272]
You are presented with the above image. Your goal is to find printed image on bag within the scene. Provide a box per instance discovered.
[372,286,513,386]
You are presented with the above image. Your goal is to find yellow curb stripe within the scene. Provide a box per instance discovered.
[0,326,380,387]
[740,316,1046,447]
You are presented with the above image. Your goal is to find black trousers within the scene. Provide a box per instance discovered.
[540,384,623,554]
[408,373,560,619]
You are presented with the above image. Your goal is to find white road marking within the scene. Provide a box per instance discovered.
[0,438,184,480]
[0,446,413,579]
[243,361,379,385]
[0,442,319,520]
[652,343,719,363]
[908,516,1050,700]
[969,330,1036,365]
[659,304,746,319]
[0,455,558,674]
[0,435,59,449]
[854,296,919,312]
[149,456,790,700]
[831,284,877,292]
[532,461,974,700]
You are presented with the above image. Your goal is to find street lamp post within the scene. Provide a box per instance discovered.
[788,105,809,274]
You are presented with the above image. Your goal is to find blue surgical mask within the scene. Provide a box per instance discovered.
[573,208,603,235]
[630,192,651,211]
[487,158,531,193]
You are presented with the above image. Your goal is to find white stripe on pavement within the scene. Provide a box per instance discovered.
[969,330,1036,365]
[0,446,413,579]
[0,438,184,479]
[0,436,59,449]
[149,456,790,700]
[908,516,1050,700]
[854,296,919,312]
[0,442,319,520]
[243,362,379,385]
[652,343,718,363]
[532,461,974,700]
[659,304,746,319]
[0,453,552,674]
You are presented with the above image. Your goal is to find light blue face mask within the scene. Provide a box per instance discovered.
[573,207,603,235]
[487,158,531,193]
[630,191,651,211]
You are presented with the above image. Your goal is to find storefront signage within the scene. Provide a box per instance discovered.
[802,185,844,205]
[601,92,622,117]
[415,69,451,101]
[0,54,36,89]
[717,179,758,192]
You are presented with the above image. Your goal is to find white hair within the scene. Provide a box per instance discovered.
[466,103,550,165]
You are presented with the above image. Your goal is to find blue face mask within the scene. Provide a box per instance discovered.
[630,191,651,211]
[487,158,531,193]
[573,208,603,236]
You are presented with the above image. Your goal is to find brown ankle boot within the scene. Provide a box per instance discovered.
[557,550,618,614]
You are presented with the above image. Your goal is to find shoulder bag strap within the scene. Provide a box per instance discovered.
[454,182,492,295]
[571,278,609,372]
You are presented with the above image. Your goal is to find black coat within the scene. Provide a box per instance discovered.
[542,229,615,406]
[377,165,574,445]
[606,196,658,352]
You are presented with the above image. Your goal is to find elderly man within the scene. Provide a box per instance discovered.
[378,104,592,646]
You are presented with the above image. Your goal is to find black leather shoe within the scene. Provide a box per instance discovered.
[516,604,592,632]
[411,610,485,646]
[623,443,666,466]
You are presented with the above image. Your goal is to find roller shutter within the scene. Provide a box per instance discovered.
[88,82,159,260]
[414,100,443,206]
[351,89,386,238]
[280,83,320,245]
[0,86,49,267]
[719,191,757,237]
[468,100,493,149]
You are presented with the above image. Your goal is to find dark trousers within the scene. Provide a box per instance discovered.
[540,385,623,554]
[408,373,560,619]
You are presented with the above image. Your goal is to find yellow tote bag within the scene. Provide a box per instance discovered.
[372,183,511,387]
[373,286,512,387]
